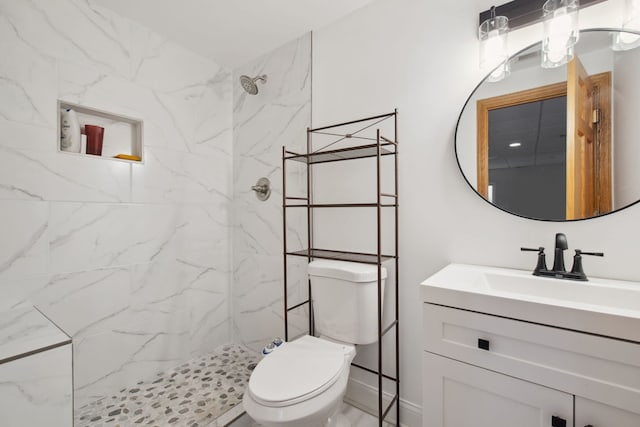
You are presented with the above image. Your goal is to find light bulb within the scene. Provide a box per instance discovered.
[479,15,510,82]
[541,0,579,68]
[613,0,640,51]
[619,31,640,44]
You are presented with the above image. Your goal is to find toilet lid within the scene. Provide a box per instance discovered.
[249,346,344,406]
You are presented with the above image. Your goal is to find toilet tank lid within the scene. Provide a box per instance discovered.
[308,259,387,282]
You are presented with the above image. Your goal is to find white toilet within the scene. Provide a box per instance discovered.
[243,259,387,427]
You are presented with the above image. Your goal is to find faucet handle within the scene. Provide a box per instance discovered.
[570,249,604,280]
[521,247,548,275]
[576,250,604,257]
[521,247,544,253]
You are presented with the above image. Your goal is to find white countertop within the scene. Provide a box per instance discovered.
[421,263,640,343]
[0,307,70,364]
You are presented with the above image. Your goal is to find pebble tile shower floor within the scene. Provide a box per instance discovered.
[75,344,259,427]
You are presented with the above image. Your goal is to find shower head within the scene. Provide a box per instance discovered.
[239,74,267,95]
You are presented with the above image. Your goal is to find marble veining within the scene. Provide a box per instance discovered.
[0,0,233,417]
[232,33,312,353]
[0,344,73,426]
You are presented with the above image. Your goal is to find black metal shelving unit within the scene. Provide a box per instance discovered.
[282,110,400,426]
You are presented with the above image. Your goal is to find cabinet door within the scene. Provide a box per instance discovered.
[576,396,640,427]
[423,352,573,427]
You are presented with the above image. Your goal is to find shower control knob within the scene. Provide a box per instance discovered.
[273,337,283,347]
[251,177,271,201]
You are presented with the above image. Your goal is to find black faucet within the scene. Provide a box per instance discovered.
[521,233,603,281]
[552,233,568,272]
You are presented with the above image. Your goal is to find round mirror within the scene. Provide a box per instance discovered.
[456,29,640,221]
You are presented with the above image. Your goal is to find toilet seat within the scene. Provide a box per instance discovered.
[248,336,350,407]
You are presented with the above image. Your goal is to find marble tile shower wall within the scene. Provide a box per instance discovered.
[0,0,233,408]
[232,34,312,352]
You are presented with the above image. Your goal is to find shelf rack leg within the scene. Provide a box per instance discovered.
[394,109,400,426]
[282,146,289,342]
[376,128,383,426]
[306,128,314,337]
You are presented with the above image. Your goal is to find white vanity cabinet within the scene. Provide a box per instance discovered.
[575,398,640,427]
[423,352,573,427]
[422,303,640,427]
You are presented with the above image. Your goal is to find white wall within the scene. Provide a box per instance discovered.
[0,0,233,408]
[613,47,640,208]
[312,0,631,421]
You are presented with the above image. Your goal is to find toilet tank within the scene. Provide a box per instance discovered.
[308,260,387,345]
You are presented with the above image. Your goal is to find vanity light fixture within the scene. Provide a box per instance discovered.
[508,141,522,147]
[478,0,603,74]
[479,7,510,82]
[613,0,640,51]
[541,0,580,68]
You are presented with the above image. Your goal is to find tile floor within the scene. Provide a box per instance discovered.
[229,403,394,427]
[342,404,395,426]
[75,344,259,427]
[74,344,393,427]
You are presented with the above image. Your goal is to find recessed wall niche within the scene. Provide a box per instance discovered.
[57,100,144,163]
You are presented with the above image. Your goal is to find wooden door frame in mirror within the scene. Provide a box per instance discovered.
[476,81,567,198]
[476,74,611,217]
[574,71,612,217]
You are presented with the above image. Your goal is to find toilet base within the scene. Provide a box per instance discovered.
[243,336,356,427]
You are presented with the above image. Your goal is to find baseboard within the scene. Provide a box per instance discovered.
[344,378,422,427]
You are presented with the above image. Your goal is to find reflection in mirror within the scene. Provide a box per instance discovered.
[487,95,568,220]
[456,29,640,221]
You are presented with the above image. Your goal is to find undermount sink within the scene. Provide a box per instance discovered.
[482,269,640,312]
[421,263,640,343]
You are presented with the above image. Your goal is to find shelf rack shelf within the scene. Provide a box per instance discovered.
[285,143,395,164]
[284,203,398,208]
[282,110,399,426]
[286,248,396,264]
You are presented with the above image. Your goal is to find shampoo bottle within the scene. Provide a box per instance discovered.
[60,108,81,153]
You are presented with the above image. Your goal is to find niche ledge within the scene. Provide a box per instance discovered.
[57,100,144,164]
